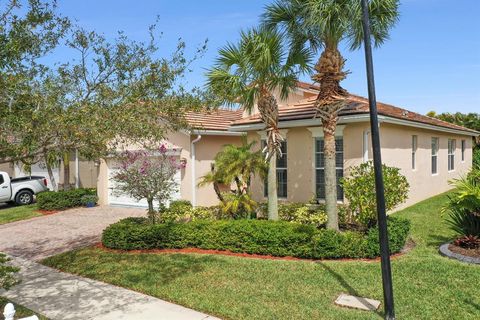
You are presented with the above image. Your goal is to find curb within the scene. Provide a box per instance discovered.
[439,243,480,265]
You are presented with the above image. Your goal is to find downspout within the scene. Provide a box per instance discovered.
[191,135,202,207]
[75,149,80,189]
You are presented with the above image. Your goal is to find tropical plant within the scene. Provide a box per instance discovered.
[199,138,267,201]
[341,162,409,228]
[206,27,312,220]
[443,171,480,237]
[262,0,399,230]
[219,193,258,219]
[112,145,186,223]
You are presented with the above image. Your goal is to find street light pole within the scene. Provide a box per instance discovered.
[360,0,396,319]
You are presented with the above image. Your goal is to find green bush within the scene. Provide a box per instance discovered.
[443,170,480,237]
[342,162,410,228]
[102,216,410,259]
[279,203,328,228]
[473,147,480,170]
[37,188,97,210]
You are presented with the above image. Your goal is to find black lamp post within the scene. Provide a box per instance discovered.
[360,0,396,319]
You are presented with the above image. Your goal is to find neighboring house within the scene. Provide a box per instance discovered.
[4,153,98,190]
[96,82,478,209]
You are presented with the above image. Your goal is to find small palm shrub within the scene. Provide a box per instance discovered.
[220,193,257,219]
[278,203,328,228]
[444,170,480,242]
[342,162,410,228]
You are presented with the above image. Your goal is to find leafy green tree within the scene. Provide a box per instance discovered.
[263,0,399,229]
[206,27,311,220]
[199,138,267,202]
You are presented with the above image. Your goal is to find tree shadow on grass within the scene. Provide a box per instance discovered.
[316,262,384,318]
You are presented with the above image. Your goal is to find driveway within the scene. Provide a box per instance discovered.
[0,206,145,261]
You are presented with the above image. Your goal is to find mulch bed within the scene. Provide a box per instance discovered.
[95,239,415,263]
[36,209,59,215]
[448,244,480,259]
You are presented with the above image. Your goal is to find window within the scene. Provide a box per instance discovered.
[431,137,439,174]
[411,135,417,170]
[461,140,466,162]
[263,140,287,198]
[448,139,456,171]
[315,138,344,201]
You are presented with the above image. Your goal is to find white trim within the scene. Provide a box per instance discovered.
[363,130,370,163]
[191,129,245,136]
[191,135,202,207]
[230,114,479,137]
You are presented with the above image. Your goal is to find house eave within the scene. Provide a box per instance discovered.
[190,129,246,136]
[229,114,479,137]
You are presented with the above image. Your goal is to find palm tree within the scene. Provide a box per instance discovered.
[206,27,311,220]
[199,138,267,201]
[262,0,399,230]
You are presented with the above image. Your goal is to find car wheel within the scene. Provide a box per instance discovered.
[15,190,34,205]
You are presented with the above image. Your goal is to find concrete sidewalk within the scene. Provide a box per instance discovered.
[1,257,220,320]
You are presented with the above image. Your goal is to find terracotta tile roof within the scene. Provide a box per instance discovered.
[185,108,243,131]
[232,94,479,135]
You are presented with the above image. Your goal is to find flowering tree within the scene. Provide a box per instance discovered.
[112,144,186,223]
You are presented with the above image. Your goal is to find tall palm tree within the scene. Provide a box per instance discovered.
[206,27,311,220]
[263,0,399,230]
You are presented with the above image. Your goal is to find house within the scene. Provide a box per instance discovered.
[96,82,478,209]
[0,154,98,190]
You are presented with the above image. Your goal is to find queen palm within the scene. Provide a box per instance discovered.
[206,27,311,220]
[263,0,399,230]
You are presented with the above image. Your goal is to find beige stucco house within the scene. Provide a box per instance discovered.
[97,82,478,209]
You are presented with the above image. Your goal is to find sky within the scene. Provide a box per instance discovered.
[46,0,479,115]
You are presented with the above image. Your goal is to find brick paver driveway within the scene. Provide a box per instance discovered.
[0,206,145,261]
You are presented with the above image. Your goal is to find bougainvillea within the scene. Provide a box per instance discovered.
[112,144,186,223]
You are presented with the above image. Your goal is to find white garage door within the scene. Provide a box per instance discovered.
[107,158,181,208]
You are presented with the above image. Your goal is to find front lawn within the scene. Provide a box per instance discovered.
[0,297,49,320]
[42,192,480,320]
[0,205,42,225]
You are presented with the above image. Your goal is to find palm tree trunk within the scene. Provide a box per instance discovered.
[313,44,348,230]
[62,152,70,191]
[267,155,278,220]
[258,91,281,220]
[323,118,339,230]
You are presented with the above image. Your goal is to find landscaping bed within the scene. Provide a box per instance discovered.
[41,192,480,320]
[102,217,410,259]
[448,243,480,259]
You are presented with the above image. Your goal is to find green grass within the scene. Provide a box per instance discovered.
[0,297,49,320]
[42,192,480,320]
[0,205,42,225]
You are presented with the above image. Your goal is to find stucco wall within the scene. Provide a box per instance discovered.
[96,131,242,207]
[0,163,14,177]
[194,135,243,206]
[379,123,472,209]
[247,122,473,210]
[59,155,99,189]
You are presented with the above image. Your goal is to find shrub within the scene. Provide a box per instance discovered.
[279,203,328,228]
[219,193,257,219]
[342,162,409,228]
[160,205,218,223]
[443,170,480,237]
[81,194,98,206]
[37,188,97,210]
[102,216,410,259]
[473,147,480,170]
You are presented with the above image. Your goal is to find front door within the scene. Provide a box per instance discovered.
[0,174,11,202]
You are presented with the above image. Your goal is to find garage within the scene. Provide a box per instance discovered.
[106,158,182,208]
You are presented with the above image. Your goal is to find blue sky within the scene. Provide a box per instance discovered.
[49,0,479,114]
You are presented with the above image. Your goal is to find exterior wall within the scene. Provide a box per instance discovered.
[247,122,473,210]
[59,154,99,189]
[379,123,472,209]
[194,135,243,206]
[96,131,242,207]
[0,163,14,177]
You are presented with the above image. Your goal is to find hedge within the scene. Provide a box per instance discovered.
[102,217,410,259]
[37,188,97,210]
